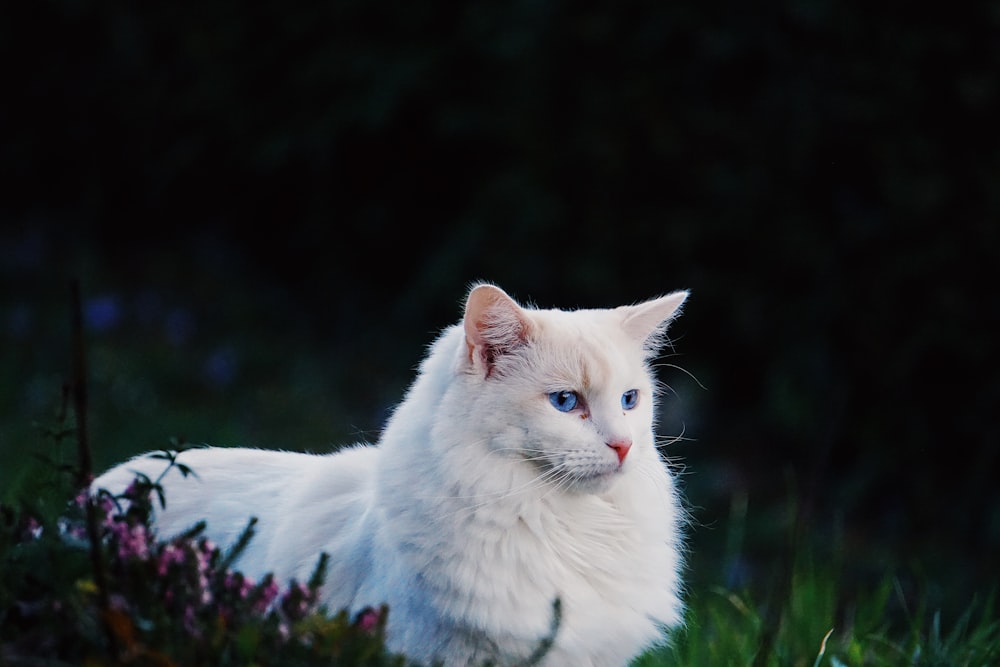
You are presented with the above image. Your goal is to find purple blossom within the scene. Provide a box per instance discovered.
[57,516,88,542]
[111,520,151,561]
[253,577,281,615]
[194,541,214,605]
[280,582,315,621]
[355,607,382,634]
[23,516,43,540]
[157,543,186,576]
[41,474,377,654]
[225,572,253,599]
[98,495,118,525]
[183,604,199,637]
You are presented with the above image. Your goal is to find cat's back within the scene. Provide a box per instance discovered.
[92,445,379,581]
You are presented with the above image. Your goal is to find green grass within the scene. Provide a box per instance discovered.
[634,567,999,666]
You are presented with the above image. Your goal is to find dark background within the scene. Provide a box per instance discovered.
[2,0,997,618]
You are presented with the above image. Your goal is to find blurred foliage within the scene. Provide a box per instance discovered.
[2,0,998,623]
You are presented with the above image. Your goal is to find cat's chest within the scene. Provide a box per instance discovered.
[431,496,669,655]
[461,496,648,597]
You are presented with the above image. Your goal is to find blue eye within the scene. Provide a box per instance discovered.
[549,390,578,412]
[621,390,639,410]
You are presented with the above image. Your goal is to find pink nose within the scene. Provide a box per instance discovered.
[607,438,632,464]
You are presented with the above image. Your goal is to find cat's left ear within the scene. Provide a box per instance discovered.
[619,291,689,353]
[463,283,532,377]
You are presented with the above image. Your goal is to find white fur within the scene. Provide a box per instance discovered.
[93,284,690,667]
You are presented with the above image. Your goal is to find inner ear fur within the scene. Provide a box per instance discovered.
[619,290,689,352]
[463,284,532,375]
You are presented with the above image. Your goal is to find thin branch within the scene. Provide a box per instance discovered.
[71,280,91,489]
[71,279,118,659]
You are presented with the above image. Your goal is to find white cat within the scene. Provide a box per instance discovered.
[93,283,690,667]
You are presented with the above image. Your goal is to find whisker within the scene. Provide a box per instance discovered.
[538,465,575,504]
[654,379,679,400]
[653,361,707,391]
[654,423,697,450]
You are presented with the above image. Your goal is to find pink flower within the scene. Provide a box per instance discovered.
[157,543,185,576]
[23,516,43,540]
[355,607,382,634]
[281,582,314,619]
[171,539,215,605]
[253,577,281,615]
[224,572,256,599]
[183,605,200,637]
[112,521,151,561]
[98,494,117,520]
[57,516,88,541]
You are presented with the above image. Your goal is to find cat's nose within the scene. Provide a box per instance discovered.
[606,438,632,464]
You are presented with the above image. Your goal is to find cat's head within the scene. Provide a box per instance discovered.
[458,283,688,494]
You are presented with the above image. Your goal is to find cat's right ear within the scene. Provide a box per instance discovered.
[463,284,532,378]
[620,290,689,356]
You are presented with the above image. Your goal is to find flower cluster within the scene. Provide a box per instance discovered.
[1,458,399,666]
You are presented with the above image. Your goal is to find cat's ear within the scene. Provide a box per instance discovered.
[463,284,532,377]
[619,291,689,354]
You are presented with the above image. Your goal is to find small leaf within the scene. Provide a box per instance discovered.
[307,552,330,592]
[175,463,198,479]
[154,486,167,510]
[218,517,258,573]
[178,520,207,541]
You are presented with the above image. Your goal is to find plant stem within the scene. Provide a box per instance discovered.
[71,280,91,490]
[71,279,118,658]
